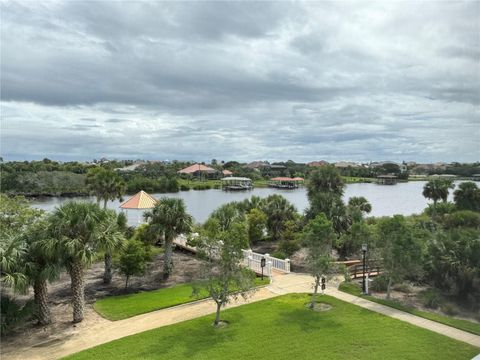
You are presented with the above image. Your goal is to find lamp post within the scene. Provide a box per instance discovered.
[362,243,368,294]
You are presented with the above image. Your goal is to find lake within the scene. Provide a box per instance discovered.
[30,181,461,226]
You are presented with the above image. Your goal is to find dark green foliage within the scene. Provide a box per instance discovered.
[260,194,297,241]
[443,210,480,229]
[370,274,390,292]
[118,240,150,289]
[453,182,480,211]
[425,228,480,300]
[424,202,456,217]
[421,289,442,309]
[306,165,344,199]
[246,208,267,245]
[306,192,350,234]
[0,296,34,336]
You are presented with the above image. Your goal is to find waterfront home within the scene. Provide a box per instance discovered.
[177,163,219,179]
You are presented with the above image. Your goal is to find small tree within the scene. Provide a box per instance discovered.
[194,219,255,326]
[118,240,149,289]
[302,213,335,308]
[246,208,267,245]
[377,215,423,299]
[454,182,480,212]
[423,179,454,215]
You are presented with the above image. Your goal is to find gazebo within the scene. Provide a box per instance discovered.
[119,190,158,224]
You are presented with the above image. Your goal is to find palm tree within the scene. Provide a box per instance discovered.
[306,165,345,200]
[49,202,105,323]
[423,179,454,215]
[454,182,480,211]
[261,194,297,241]
[144,198,193,279]
[347,196,372,222]
[86,168,126,209]
[23,218,61,325]
[98,210,127,284]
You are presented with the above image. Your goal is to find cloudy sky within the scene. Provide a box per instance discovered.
[1,1,479,163]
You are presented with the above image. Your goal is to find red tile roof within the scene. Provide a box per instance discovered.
[177,164,216,174]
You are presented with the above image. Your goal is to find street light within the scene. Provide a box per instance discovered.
[362,243,368,294]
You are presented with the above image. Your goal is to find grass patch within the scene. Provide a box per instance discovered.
[339,282,480,336]
[94,277,270,321]
[67,294,478,360]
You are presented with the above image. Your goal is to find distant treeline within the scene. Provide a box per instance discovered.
[1,158,479,196]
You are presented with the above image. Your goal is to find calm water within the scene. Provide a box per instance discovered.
[30,181,460,226]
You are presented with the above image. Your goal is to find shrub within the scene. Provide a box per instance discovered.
[192,184,211,190]
[443,210,480,229]
[278,239,300,257]
[180,184,190,191]
[422,289,442,309]
[394,283,412,293]
[441,303,458,316]
[271,251,286,260]
[370,274,390,292]
[1,296,34,336]
[424,202,456,217]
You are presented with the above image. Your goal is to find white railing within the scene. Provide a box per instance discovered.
[173,236,291,275]
[242,249,291,273]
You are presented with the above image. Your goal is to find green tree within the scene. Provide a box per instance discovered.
[98,210,127,284]
[118,240,149,289]
[302,214,335,308]
[22,217,61,325]
[425,228,480,299]
[306,165,344,200]
[307,192,350,234]
[454,182,480,212]
[339,221,375,258]
[209,202,244,232]
[423,179,455,215]
[246,208,267,245]
[144,198,193,279]
[347,196,372,222]
[261,194,297,241]
[376,215,423,299]
[50,202,122,323]
[194,220,255,326]
[86,167,126,209]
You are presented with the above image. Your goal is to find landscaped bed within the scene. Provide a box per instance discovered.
[339,281,480,336]
[94,277,270,320]
[66,294,478,360]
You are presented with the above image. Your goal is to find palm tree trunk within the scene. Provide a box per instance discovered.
[103,252,113,284]
[33,278,51,325]
[103,198,108,209]
[69,261,85,323]
[163,235,173,279]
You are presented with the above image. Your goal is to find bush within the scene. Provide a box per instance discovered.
[271,251,286,259]
[422,289,442,309]
[443,210,480,229]
[424,202,456,217]
[192,184,211,190]
[441,303,458,316]
[180,184,190,191]
[278,239,300,257]
[393,283,412,293]
[1,296,34,336]
[370,274,389,292]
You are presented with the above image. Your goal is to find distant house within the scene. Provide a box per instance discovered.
[335,161,361,168]
[177,163,219,179]
[116,161,146,172]
[222,169,233,177]
[245,161,270,169]
[307,160,329,167]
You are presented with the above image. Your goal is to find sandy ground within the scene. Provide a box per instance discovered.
[1,249,205,353]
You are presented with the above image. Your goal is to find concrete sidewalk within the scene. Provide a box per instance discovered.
[3,273,479,360]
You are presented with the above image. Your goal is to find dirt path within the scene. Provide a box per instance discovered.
[2,273,479,360]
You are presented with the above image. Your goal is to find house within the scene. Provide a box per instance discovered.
[307,160,329,167]
[177,163,219,178]
[245,161,270,169]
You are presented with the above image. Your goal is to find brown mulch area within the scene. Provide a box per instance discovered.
[2,250,205,349]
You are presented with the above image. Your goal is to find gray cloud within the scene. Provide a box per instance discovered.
[1,1,479,162]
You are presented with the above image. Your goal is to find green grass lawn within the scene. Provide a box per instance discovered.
[94,277,270,321]
[67,294,478,360]
[339,282,480,336]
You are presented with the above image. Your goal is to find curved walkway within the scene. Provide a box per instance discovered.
[3,274,479,360]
